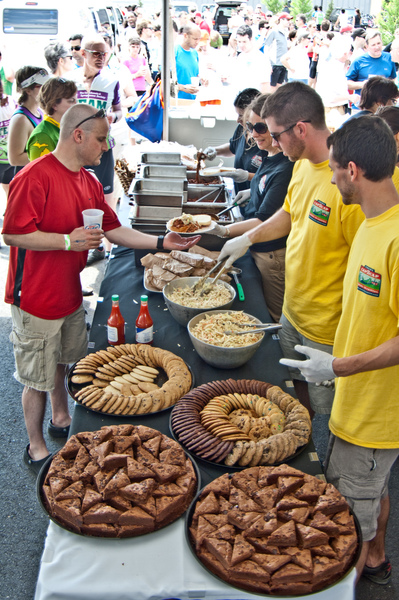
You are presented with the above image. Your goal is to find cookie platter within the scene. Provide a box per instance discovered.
[38,424,200,538]
[67,344,193,416]
[187,465,361,596]
[170,380,311,469]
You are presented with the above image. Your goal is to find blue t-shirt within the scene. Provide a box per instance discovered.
[229,124,263,195]
[346,52,396,96]
[175,45,199,100]
[242,151,294,252]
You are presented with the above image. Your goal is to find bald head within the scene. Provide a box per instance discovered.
[81,34,108,50]
[59,104,107,140]
[182,24,202,49]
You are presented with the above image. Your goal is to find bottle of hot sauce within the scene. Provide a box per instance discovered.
[107,295,125,345]
[136,295,153,344]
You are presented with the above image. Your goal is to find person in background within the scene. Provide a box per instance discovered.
[354,8,362,27]
[175,24,201,100]
[2,104,201,476]
[232,25,271,93]
[136,19,154,75]
[8,67,49,173]
[263,13,289,90]
[44,42,74,78]
[0,47,15,97]
[0,79,17,198]
[316,34,353,117]
[26,78,77,161]
[69,34,84,68]
[203,88,261,195]
[211,94,294,322]
[295,13,307,32]
[124,11,138,39]
[348,76,399,119]
[281,32,311,83]
[123,36,152,97]
[351,28,366,62]
[282,116,399,587]
[335,9,348,30]
[193,11,211,35]
[378,105,399,164]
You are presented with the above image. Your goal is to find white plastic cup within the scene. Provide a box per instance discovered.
[191,77,200,87]
[82,209,104,230]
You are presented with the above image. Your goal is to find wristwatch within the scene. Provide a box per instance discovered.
[157,235,164,250]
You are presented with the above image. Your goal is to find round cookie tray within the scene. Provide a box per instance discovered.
[170,379,312,469]
[169,412,309,472]
[184,476,362,597]
[37,435,201,539]
[66,361,194,418]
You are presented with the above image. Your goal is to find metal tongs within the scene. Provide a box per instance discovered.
[191,256,228,296]
[224,323,282,335]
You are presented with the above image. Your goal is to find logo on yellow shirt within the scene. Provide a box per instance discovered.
[309,200,330,226]
[358,265,381,297]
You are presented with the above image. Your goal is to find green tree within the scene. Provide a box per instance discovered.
[377,0,399,45]
[264,0,285,15]
[290,0,313,20]
[324,0,334,21]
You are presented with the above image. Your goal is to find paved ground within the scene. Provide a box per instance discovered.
[0,189,398,599]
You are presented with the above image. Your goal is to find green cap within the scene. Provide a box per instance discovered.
[141,295,148,302]
[112,294,119,301]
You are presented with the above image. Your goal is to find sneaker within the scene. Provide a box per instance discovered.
[363,558,392,585]
[86,247,105,266]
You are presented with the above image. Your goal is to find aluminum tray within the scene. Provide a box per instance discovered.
[186,186,227,203]
[140,164,187,179]
[140,152,181,165]
[130,179,185,207]
[133,177,187,194]
[131,204,182,220]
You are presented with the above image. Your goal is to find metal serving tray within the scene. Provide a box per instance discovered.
[140,164,187,179]
[186,185,227,203]
[130,179,185,207]
[130,205,182,220]
[140,152,181,165]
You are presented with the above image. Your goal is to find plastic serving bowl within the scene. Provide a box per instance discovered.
[187,309,265,369]
[163,277,235,327]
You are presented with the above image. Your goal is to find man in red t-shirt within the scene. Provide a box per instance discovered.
[194,11,211,35]
[2,104,200,475]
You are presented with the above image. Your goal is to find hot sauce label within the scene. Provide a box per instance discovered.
[358,265,381,297]
[309,200,331,226]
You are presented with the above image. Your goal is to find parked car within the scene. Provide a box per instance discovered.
[213,0,247,43]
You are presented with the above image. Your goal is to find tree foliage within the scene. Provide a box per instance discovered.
[264,0,285,15]
[377,0,399,45]
[325,0,334,21]
[289,0,313,20]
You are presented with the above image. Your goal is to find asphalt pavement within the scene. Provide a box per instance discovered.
[0,189,398,599]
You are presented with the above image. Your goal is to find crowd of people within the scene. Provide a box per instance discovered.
[0,2,399,593]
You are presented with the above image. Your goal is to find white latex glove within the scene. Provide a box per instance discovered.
[218,234,252,269]
[203,146,217,160]
[208,223,229,237]
[234,189,251,206]
[222,169,249,183]
[280,345,336,384]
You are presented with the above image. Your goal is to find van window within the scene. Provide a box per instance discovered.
[3,8,58,35]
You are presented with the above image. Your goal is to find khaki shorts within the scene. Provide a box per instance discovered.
[278,314,334,414]
[325,435,399,541]
[251,248,286,323]
[10,304,88,392]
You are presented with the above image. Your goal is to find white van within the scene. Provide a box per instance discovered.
[1,0,113,70]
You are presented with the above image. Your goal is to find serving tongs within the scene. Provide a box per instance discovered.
[224,323,282,335]
[191,256,228,295]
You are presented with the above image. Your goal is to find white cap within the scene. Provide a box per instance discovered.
[20,69,50,88]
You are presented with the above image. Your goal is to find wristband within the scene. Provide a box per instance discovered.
[223,227,231,238]
[64,234,71,251]
[157,235,164,250]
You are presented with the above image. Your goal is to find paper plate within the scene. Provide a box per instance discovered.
[166,218,216,235]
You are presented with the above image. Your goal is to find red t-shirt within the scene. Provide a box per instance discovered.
[3,153,121,319]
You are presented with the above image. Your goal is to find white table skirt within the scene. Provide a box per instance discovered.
[35,519,356,600]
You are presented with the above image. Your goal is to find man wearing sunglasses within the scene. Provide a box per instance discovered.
[69,34,84,68]
[219,82,365,420]
[2,104,200,475]
[73,35,122,264]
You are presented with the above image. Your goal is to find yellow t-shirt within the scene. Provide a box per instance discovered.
[330,205,399,448]
[282,159,364,345]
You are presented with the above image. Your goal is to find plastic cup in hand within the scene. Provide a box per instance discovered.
[82,209,104,230]
[191,77,200,87]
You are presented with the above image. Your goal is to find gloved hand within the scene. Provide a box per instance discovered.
[280,345,336,384]
[208,223,229,237]
[203,146,217,161]
[218,234,252,269]
[234,189,251,206]
[222,169,249,183]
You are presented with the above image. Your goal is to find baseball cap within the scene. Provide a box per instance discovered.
[278,12,291,19]
[194,11,202,18]
[20,69,50,88]
[340,25,353,34]
[265,11,273,17]
[351,28,366,40]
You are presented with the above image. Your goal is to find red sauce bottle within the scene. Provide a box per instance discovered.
[107,294,125,345]
[136,294,153,344]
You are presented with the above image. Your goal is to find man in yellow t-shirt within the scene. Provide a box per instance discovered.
[281,116,399,586]
[218,82,364,416]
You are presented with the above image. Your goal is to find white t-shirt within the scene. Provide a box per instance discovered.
[232,48,271,92]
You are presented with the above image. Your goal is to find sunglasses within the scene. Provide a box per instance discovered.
[70,45,81,51]
[85,49,107,58]
[75,108,106,129]
[246,121,268,134]
[270,120,311,141]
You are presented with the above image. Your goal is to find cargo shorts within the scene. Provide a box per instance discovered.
[10,304,88,392]
[325,435,399,541]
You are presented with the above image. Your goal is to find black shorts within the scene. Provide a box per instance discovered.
[270,65,288,86]
[85,147,114,194]
[309,60,318,79]
[0,163,15,184]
